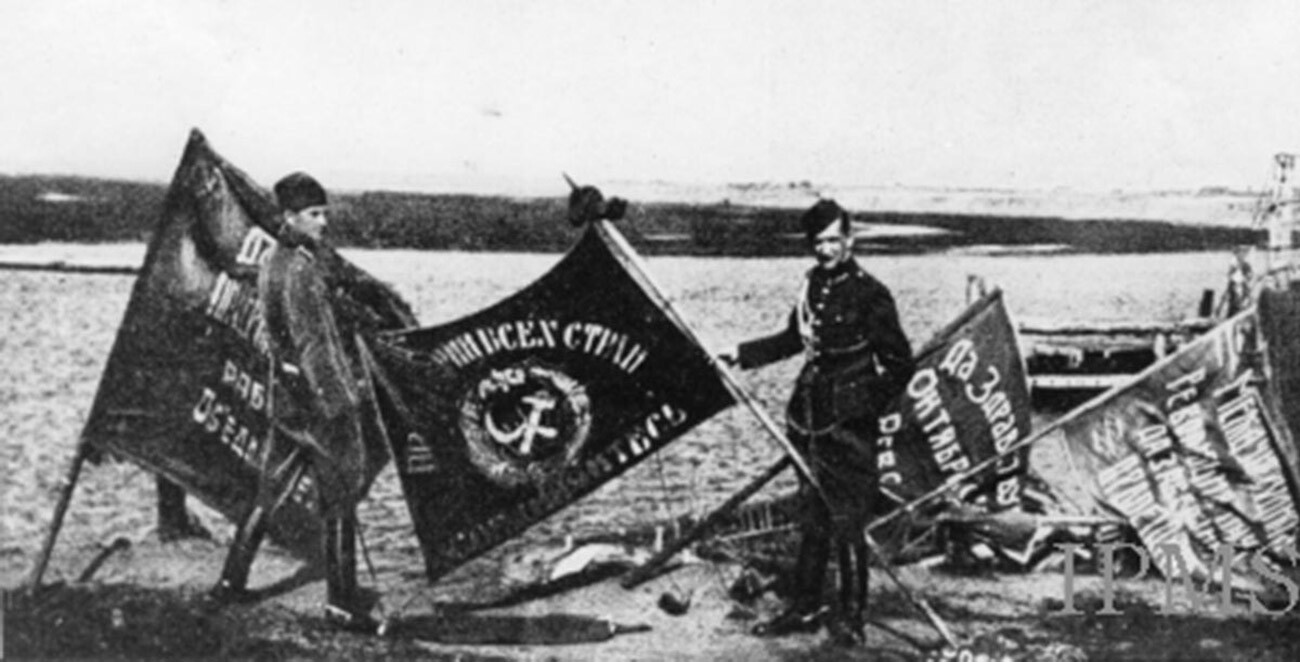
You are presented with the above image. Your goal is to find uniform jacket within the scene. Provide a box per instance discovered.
[738,258,914,435]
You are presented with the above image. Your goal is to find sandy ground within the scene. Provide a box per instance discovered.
[6,530,1300,661]
[4,243,1296,660]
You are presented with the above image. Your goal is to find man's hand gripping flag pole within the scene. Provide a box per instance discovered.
[578,198,958,648]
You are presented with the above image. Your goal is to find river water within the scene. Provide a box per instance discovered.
[0,242,1244,591]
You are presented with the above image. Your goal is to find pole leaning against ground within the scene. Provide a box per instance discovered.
[25,440,92,590]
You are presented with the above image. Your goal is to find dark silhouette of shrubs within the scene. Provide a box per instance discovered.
[0,174,1261,255]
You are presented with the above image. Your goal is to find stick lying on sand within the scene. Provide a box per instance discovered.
[77,537,132,583]
[392,613,651,645]
[0,261,138,275]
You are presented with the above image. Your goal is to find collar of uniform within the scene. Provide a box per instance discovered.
[277,223,321,251]
[807,258,858,287]
[278,228,322,262]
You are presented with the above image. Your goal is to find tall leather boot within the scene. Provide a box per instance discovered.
[323,516,377,633]
[324,516,357,608]
[836,541,854,616]
[837,540,871,623]
[827,540,867,647]
[210,449,308,602]
[752,528,830,636]
[853,540,870,624]
[793,529,831,610]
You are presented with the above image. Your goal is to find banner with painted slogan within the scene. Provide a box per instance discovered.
[367,223,735,581]
[80,129,415,555]
[874,289,1034,515]
[1058,308,1300,590]
[1259,286,1300,469]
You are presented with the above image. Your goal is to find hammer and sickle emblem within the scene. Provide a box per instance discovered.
[485,392,559,456]
[462,362,593,487]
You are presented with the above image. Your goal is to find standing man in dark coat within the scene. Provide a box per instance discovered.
[211,172,377,632]
[725,199,914,646]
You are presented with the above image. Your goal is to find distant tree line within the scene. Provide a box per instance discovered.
[0,175,1260,255]
[0,176,167,243]
[0,174,810,255]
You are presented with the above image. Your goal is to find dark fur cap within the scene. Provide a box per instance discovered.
[274,172,328,212]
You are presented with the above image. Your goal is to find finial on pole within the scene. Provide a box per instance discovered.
[563,174,627,226]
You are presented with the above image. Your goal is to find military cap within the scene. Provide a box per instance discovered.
[801,199,849,240]
[274,172,328,212]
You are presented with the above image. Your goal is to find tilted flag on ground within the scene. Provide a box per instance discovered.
[366,222,735,582]
[80,129,415,555]
[1057,307,1300,593]
[874,289,1034,512]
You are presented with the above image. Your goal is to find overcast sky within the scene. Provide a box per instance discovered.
[4,0,1299,195]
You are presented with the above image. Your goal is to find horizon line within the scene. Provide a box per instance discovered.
[0,169,1271,201]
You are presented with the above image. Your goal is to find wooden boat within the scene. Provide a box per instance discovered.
[1019,312,1219,409]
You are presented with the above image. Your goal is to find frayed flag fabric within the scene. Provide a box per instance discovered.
[1056,307,1300,594]
[80,129,414,555]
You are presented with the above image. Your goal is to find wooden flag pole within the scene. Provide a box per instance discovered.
[25,439,93,590]
[858,523,956,645]
[591,217,957,647]
[592,220,824,492]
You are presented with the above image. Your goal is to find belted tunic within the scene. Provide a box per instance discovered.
[739,259,913,432]
[738,258,914,531]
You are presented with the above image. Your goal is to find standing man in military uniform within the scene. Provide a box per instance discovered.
[211,172,377,632]
[724,199,914,646]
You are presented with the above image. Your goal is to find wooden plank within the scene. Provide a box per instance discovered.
[1029,374,1132,390]
[1018,317,1215,336]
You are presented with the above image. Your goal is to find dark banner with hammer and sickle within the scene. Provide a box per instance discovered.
[366,222,735,582]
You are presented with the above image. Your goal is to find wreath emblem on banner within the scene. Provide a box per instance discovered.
[460,361,593,488]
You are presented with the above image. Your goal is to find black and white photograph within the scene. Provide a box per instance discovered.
[4,1,1300,660]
